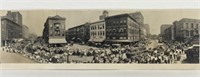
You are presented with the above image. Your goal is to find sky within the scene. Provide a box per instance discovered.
[0,9,199,36]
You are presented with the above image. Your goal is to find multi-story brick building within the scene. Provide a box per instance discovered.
[160,24,172,37]
[67,23,90,44]
[89,20,106,44]
[1,11,23,46]
[42,15,67,45]
[129,12,144,39]
[105,14,140,44]
[88,11,108,44]
[173,18,200,41]
[128,12,144,25]
[163,25,173,41]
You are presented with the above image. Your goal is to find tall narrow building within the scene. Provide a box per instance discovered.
[42,15,67,45]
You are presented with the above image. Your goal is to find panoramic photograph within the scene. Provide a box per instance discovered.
[0,9,199,64]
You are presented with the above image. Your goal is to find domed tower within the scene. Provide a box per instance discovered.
[99,10,109,20]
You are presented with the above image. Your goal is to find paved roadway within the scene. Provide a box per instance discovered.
[0,48,36,63]
[147,39,161,49]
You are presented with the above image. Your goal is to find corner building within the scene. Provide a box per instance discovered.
[173,18,200,41]
[42,15,67,45]
[105,14,140,44]
[1,11,23,46]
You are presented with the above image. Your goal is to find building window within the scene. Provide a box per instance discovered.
[191,23,194,29]
[186,30,189,36]
[196,24,199,28]
[113,29,116,33]
[190,30,194,36]
[186,23,188,28]
[124,20,127,23]
[1,21,4,25]
[119,28,123,33]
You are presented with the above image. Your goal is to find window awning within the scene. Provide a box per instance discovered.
[49,39,67,44]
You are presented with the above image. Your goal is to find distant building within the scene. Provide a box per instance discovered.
[160,24,172,37]
[173,18,200,41]
[67,23,90,44]
[163,26,173,41]
[105,14,140,44]
[28,33,37,43]
[42,15,67,45]
[128,12,144,25]
[99,10,109,20]
[1,11,23,46]
[6,11,22,25]
[143,24,150,36]
[22,25,29,38]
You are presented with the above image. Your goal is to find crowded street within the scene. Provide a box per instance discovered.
[1,10,199,64]
[0,38,191,64]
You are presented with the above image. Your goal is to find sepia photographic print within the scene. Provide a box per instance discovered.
[0,9,199,69]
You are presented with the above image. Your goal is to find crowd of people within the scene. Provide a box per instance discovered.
[2,39,188,64]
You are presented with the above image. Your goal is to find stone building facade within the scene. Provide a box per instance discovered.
[42,15,67,44]
[1,11,23,46]
[105,14,140,44]
[173,18,200,41]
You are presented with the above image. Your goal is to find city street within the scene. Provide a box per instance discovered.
[147,39,161,49]
[0,42,188,63]
[0,48,36,63]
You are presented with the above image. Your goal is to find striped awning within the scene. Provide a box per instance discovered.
[49,39,67,44]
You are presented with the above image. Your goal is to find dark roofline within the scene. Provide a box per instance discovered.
[68,23,89,30]
[105,13,140,25]
[1,16,22,27]
[179,18,200,22]
[129,12,144,19]
[47,15,66,20]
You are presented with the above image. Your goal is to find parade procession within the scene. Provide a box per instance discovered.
[1,10,199,64]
